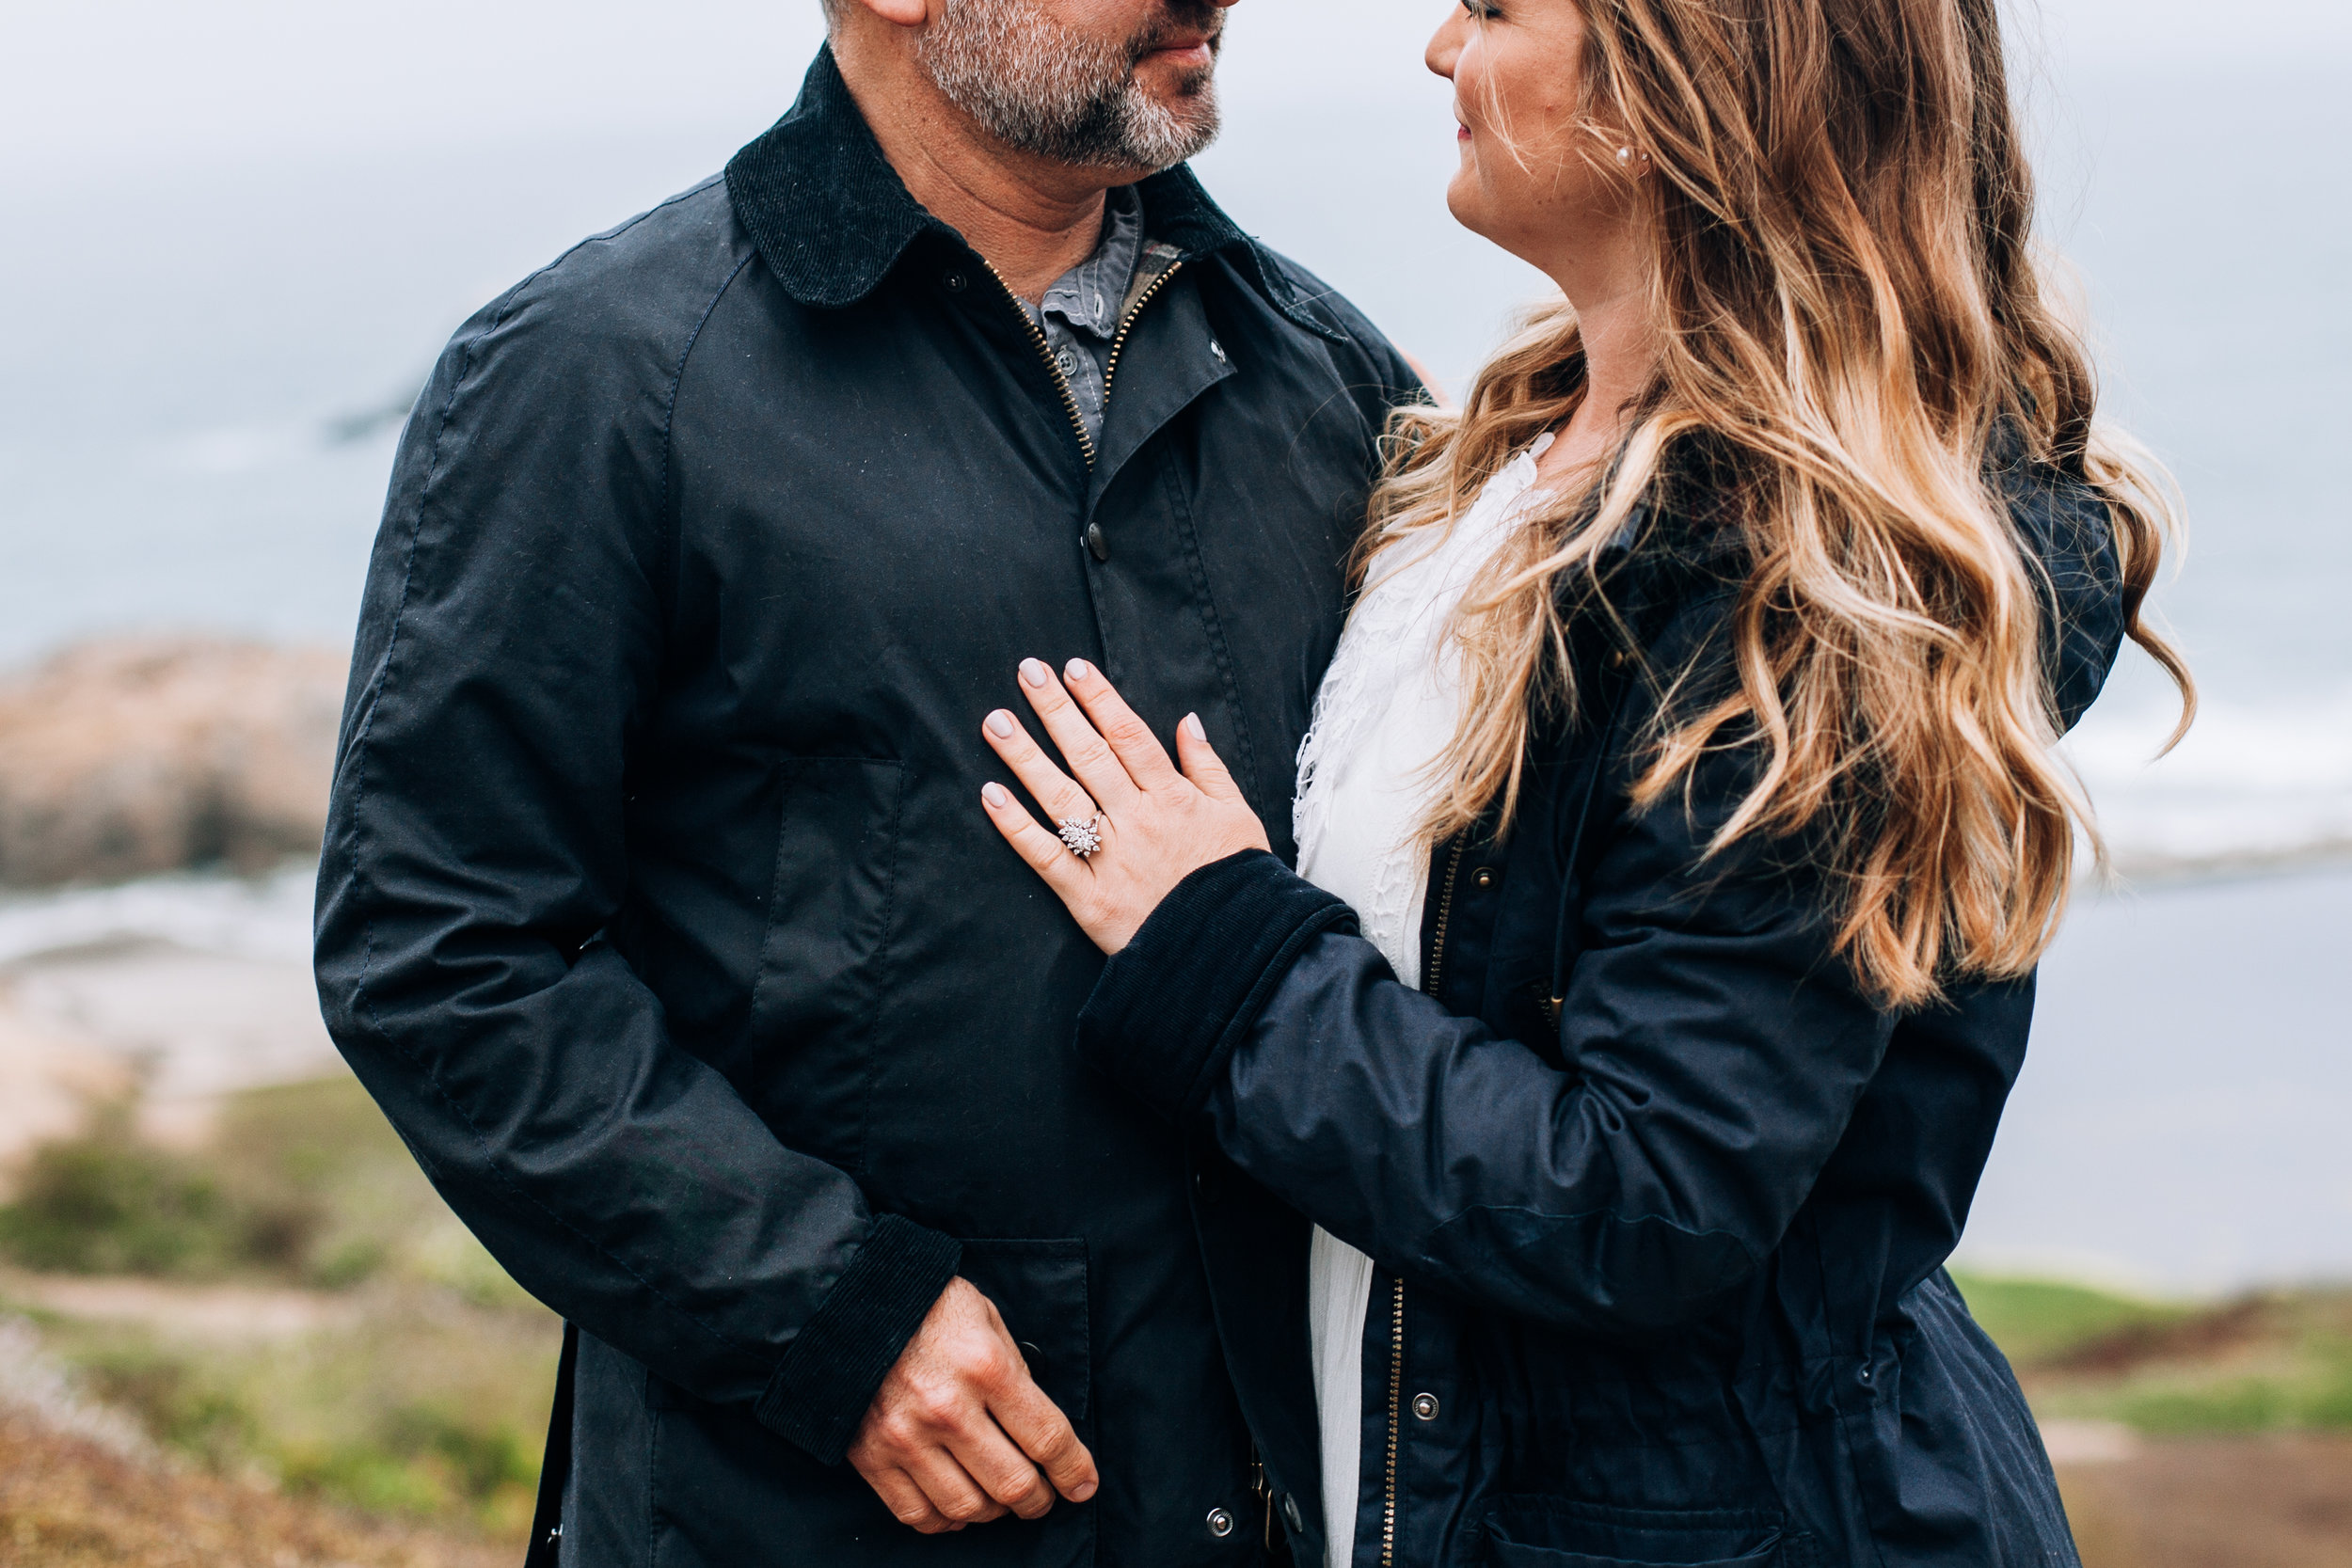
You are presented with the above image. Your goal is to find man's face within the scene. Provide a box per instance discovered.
[919,0,1232,173]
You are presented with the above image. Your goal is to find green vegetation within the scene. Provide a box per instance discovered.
[0,1076,555,1539]
[1954,1269,2352,1438]
[1949,1271,2185,1365]
[1,1079,533,1305]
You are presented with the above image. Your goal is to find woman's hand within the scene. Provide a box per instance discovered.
[980,658,1270,954]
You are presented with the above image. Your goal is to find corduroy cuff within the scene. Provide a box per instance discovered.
[754,1213,963,1465]
[1078,849,1358,1123]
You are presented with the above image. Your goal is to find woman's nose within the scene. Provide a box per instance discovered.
[1426,17,1465,82]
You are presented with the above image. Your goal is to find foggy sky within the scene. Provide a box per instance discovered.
[4,0,2343,185]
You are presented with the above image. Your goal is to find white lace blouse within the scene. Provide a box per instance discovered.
[1291,435,1555,1568]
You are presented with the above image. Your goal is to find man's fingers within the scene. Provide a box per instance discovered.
[1060,660,1182,792]
[864,1465,958,1535]
[1176,713,1248,804]
[945,1419,1058,1522]
[1017,658,1142,809]
[903,1446,1009,1528]
[987,1371,1100,1504]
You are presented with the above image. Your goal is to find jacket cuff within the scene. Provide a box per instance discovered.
[755,1213,963,1465]
[1078,849,1357,1123]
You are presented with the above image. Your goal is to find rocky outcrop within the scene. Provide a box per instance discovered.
[0,641,346,888]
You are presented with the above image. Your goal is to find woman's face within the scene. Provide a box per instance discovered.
[1427,0,1637,281]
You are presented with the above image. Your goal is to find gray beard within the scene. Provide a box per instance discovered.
[919,0,1222,172]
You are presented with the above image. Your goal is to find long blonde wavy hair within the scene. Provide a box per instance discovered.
[1382,0,2193,1008]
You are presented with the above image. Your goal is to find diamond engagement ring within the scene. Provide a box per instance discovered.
[1057,816,1104,860]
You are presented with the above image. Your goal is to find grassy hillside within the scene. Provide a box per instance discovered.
[2,1080,2346,1561]
[0,1078,557,1542]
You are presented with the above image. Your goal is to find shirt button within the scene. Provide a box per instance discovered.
[1412,1392,1440,1421]
[1283,1494,1305,1532]
[944,271,968,293]
[1206,1507,1235,1538]
[1057,347,1078,374]
[1471,867,1497,890]
[1085,522,1110,562]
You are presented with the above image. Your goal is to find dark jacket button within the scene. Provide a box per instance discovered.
[1086,522,1110,562]
[1206,1507,1235,1538]
[1411,1392,1439,1420]
[1471,867,1496,890]
[1282,1493,1304,1531]
[944,270,968,293]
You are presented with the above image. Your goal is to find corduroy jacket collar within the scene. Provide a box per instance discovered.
[724,46,1339,337]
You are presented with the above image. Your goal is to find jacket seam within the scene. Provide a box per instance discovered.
[655,245,760,604]
[1159,443,1265,818]
[857,766,910,1180]
[342,247,766,1371]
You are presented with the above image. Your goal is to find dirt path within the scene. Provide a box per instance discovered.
[0,1272,365,1342]
[2061,1434,2352,1567]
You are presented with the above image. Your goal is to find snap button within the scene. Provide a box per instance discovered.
[1858,1365,1873,1385]
[1085,522,1110,562]
[1610,648,1630,669]
[1211,339,1228,363]
[1206,1507,1235,1538]
[1283,1493,1305,1531]
[1471,867,1496,891]
[945,271,968,293]
[1411,1392,1439,1421]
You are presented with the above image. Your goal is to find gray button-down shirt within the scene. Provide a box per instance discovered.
[1021,185,1147,448]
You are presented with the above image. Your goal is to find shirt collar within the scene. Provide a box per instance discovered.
[724,46,1256,312]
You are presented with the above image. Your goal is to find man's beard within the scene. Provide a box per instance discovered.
[919,0,1225,172]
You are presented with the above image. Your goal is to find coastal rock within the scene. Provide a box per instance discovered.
[0,640,346,888]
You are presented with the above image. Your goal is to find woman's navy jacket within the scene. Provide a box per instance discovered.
[312,47,1420,1568]
[1080,459,2126,1567]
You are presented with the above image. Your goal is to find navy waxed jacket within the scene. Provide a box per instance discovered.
[314,46,1420,1568]
[1077,454,2124,1567]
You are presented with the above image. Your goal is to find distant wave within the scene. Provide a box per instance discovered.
[2070,689,2352,872]
[0,861,314,967]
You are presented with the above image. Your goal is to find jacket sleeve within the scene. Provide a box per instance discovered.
[1077,698,1895,1339]
[313,265,959,1467]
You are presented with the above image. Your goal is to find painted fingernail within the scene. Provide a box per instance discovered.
[1021,658,1052,688]
[1182,712,1205,741]
[986,710,1017,739]
[1065,658,1093,684]
[983,783,1010,808]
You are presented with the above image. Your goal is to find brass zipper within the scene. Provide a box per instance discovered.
[978,255,1186,473]
[1379,1273,1407,1568]
[979,257,1097,468]
[1101,260,1184,414]
[1422,839,1470,998]
[1382,837,1470,1568]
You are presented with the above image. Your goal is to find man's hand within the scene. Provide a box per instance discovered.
[850,1277,1099,1534]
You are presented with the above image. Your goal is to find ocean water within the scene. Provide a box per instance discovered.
[1,50,2344,868]
[0,23,2345,1289]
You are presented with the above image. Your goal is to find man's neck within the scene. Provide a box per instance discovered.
[834,35,1133,304]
